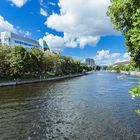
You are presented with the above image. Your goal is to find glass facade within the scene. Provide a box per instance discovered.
[0,32,40,49]
[15,40,38,48]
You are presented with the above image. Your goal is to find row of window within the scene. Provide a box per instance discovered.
[15,40,38,48]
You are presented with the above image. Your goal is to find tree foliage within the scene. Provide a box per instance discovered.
[0,45,11,77]
[129,81,140,115]
[107,0,140,67]
[0,45,92,80]
[107,63,139,72]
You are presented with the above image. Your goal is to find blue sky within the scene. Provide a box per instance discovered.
[0,0,130,65]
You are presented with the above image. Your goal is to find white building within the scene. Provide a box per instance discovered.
[0,31,41,49]
[112,61,130,68]
[85,58,95,67]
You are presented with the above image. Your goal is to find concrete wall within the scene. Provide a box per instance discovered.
[129,71,140,77]
[120,71,140,77]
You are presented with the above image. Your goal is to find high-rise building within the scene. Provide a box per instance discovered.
[85,58,95,67]
[0,31,41,49]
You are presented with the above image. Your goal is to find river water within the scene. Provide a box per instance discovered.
[0,72,140,140]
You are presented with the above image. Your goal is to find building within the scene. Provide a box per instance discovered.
[85,58,95,67]
[113,61,130,68]
[39,39,53,54]
[0,31,41,49]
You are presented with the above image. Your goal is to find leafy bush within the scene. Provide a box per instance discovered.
[0,45,91,79]
[129,81,140,115]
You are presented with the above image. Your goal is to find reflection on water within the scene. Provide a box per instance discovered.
[0,72,140,140]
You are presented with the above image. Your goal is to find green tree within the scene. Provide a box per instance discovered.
[44,54,55,73]
[9,45,30,78]
[28,47,45,77]
[0,45,91,80]
[129,81,140,115]
[107,0,140,67]
[0,45,11,77]
[108,1,140,114]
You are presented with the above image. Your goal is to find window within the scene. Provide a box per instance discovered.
[15,40,38,48]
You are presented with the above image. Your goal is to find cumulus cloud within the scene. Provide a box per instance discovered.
[24,31,32,37]
[113,53,131,64]
[40,8,48,17]
[111,53,121,59]
[39,32,101,52]
[0,16,31,37]
[43,0,119,50]
[95,50,110,60]
[18,29,32,37]
[9,0,28,7]
[77,36,100,48]
[39,33,65,52]
[123,52,131,60]
[94,50,130,65]
[95,50,120,61]
[0,16,17,33]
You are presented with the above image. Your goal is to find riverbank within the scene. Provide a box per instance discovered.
[108,70,140,77]
[0,73,86,87]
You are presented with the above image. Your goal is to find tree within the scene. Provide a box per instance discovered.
[0,45,11,77]
[107,0,140,67]
[44,54,55,73]
[28,47,45,77]
[9,45,30,78]
[0,45,91,79]
[108,1,140,115]
[129,81,140,115]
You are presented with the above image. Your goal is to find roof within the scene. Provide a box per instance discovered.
[43,40,50,50]
[113,61,130,65]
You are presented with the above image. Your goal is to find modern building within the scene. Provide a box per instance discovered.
[0,31,41,49]
[39,40,51,52]
[113,61,130,68]
[85,58,95,67]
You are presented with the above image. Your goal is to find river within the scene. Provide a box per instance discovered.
[0,72,140,140]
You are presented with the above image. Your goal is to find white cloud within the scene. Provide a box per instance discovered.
[0,16,32,38]
[112,53,131,64]
[77,36,100,48]
[9,0,28,7]
[39,0,47,9]
[0,16,17,33]
[49,2,56,6]
[94,50,125,65]
[95,50,121,61]
[40,8,48,17]
[39,33,65,52]
[123,52,131,60]
[95,50,110,60]
[44,0,119,49]
[24,31,32,37]
[19,29,31,37]
[39,33,101,52]
[111,53,121,58]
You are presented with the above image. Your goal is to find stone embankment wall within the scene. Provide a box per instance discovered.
[0,73,85,87]
[109,70,140,77]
